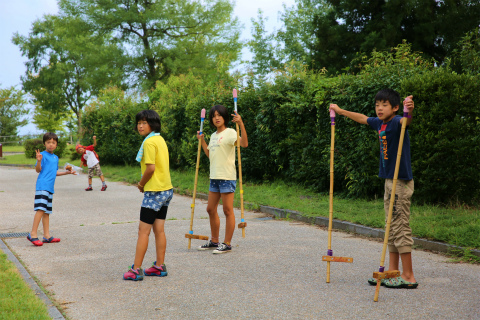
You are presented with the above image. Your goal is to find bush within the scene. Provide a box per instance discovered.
[24,139,43,159]
[79,44,480,206]
[24,138,67,159]
[81,87,147,165]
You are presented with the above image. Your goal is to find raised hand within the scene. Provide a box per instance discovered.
[231,111,243,124]
[35,149,42,162]
[404,95,414,113]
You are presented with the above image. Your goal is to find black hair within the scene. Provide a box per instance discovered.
[375,89,401,110]
[209,105,230,127]
[43,132,58,144]
[135,109,161,133]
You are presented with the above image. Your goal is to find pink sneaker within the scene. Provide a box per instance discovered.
[123,265,144,281]
[144,262,168,277]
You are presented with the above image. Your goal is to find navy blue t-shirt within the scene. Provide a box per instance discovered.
[35,151,59,193]
[367,115,413,180]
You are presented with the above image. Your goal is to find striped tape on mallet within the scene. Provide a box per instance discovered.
[185,108,209,248]
[233,89,246,237]
[322,107,353,283]
[372,97,412,301]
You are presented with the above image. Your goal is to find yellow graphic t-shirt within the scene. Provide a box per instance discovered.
[141,135,173,191]
[208,128,237,180]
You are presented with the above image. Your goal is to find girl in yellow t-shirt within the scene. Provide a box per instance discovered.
[196,105,248,253]
[123,110,174,281]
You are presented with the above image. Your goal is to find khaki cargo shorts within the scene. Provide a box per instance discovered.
[384,179,414,254]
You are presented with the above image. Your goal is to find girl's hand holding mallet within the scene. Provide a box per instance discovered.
[231,111,243,124]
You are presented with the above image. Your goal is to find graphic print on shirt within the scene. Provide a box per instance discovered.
[209,135,223,153]
[378,124,388,167]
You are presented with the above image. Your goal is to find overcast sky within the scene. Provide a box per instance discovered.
[0,0,296,135]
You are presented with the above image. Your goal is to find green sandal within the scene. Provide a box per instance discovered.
[384,276,418,289]
[367,278,386,286]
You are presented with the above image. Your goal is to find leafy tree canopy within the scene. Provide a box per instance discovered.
[62,0,243,89]
[13,14,126,130]
[0,86,28,137]
[250,0,480,74]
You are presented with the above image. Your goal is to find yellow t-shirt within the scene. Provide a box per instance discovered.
[208,128,237,180]
[141,135,173,192]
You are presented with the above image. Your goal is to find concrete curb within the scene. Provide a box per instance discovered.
[174,188,480,259]
[0,163,34,168]
[0,239,65,320]
[259,204,480,259]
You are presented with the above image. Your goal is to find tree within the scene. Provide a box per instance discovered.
[63,0,243,89]
[248,1,331,75]
[0,86,28,138]
[13,14,126,131]
[311,0,480,73]
[451,28,480,75]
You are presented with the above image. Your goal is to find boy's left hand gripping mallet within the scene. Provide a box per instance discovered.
[322,107,353,283]
[233,89,246,237]
[185,108,209,248]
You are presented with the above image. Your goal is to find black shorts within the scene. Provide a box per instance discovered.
[140,206,168,224]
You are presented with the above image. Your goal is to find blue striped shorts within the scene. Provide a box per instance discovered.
[34,190,53,214]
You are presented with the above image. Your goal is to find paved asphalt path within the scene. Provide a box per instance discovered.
[1,166,479,319]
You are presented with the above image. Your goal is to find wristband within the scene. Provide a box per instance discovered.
[138,183,144,188]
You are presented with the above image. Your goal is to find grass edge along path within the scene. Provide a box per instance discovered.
[0,246,52,320]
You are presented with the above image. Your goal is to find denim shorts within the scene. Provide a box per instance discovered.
[209,179,236,193]
[141,189,173,211]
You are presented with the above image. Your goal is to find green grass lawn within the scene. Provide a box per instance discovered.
[1,145,25,152]
[0,250,51,320]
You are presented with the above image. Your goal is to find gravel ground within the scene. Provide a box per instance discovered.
[1,166,479,319]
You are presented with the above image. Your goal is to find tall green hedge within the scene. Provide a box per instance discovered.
[79,45,480,206]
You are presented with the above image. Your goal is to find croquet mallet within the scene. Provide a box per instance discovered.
[233,89,246,237]
[185,108,209,248]
[322,107,353,283]
[372,97,411,301]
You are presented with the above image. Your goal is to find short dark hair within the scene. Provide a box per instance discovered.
[43,132,58,144]
[209,105,230,127]
[135,110,161,133]
[375,89,401,109]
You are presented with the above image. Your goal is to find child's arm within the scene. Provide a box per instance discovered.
[329,104,369,125]
[197,132,209,158]
[232,112,248,148]
[92,136,97,148]
[35,150,42,173]
[137,164,155,192]
[57,170,76,176]
[400,95,414,126]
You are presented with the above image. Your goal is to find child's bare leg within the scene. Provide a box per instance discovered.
[31,210,45,238]
[400,252,416,282]
[133,221,152,269]
[88,178,92,185]
[42,213,50,239]
[206,191,221,243]
[152,219,166,265]
[388,252,400,271]
[221,192,235,244]
[100,175,105,182]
